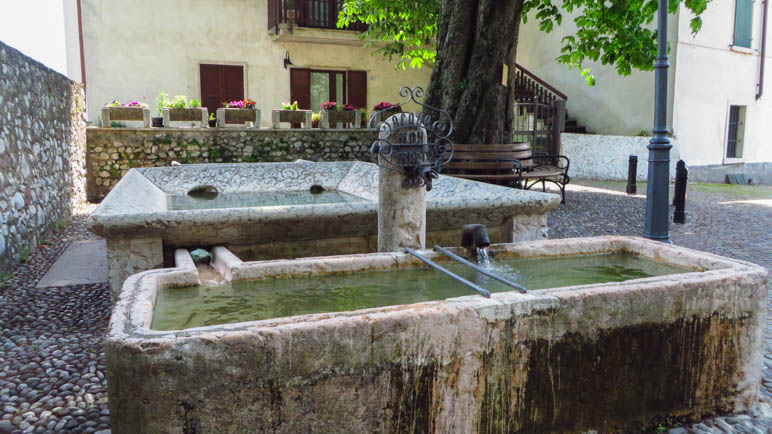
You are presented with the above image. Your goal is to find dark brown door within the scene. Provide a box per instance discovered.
[200,64,244,114]
[289,68,311,109]
[347,70,367,109]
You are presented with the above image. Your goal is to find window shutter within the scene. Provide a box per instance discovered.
[347,70,367,109]
[290,68,311,109]
[200,64,244,113]
[222,65,245,105]
[734,0,754,48]
[200,64,222,114]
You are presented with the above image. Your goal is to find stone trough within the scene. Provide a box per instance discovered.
[105,236,767,433]
[87,161,559,298]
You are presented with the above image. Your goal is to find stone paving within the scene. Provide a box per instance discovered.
[0,182,770,433]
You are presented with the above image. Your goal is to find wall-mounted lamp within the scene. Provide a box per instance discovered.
[283,52,293,69]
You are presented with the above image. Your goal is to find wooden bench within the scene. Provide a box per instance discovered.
[444,143,571,203]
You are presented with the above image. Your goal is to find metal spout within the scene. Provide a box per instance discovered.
[461,224,490,250]
[421,166,438,191]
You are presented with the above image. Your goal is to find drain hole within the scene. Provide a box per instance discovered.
[188,185,219,199]
[310,185,325,194]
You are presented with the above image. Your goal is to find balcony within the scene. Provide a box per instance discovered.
[268,0,368,45]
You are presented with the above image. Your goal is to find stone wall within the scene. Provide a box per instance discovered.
[86,128,372,201]
[0,41,87,271]
[562,133,681,181]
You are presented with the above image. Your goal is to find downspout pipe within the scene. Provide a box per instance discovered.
[758,0,768,100]
[77,0,86,90]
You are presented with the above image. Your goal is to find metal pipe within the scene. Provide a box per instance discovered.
[404,248,491,298]
[758,0,768,100]
[77,0,86,90]
[644,0,672,243]
[433,245,527,294]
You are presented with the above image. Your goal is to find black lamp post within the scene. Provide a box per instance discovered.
[644,0,672,243]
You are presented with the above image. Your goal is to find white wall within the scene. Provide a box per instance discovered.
[81,0,432,126]
[0,1,70,77]
[672,0,772,166]
[517,8,679,136]
[63,0,83,83]
[561,133,680,180]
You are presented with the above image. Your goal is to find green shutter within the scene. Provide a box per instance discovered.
[734,0,754,48]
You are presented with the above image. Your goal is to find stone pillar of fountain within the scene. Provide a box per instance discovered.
[377,166,426,252]
[377,113,427,252]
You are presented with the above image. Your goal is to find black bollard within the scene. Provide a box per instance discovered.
[626,155,638,194]
[673,160,687,224]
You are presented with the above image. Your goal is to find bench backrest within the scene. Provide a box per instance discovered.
[445,143,533,173]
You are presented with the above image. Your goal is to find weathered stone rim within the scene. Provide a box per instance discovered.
[107,235,769,345]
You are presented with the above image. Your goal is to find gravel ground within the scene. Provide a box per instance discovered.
[0,184,770,433]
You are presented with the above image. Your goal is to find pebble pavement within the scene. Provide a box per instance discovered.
[0,183,770,433]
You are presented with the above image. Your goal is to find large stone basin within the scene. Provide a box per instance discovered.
[105,236,767,433]
[87,161,559,297]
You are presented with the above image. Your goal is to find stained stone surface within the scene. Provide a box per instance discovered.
[87,161,559,293]
[377,166,426,251]
[105,236,768,433]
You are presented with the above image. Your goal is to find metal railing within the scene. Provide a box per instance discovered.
[513,63,567,155]
[514,63,567,106]
[514,99,566,156]
[268,0,368,34]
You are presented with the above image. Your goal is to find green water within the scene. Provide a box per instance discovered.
[151,252,692,330]
[167,190,369,210]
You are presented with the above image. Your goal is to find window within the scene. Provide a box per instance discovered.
[726,105,746,159]
[733,0,754,48]
[200,64,244,113]
[290,68,367,110]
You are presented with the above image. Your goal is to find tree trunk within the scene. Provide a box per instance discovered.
[425,0,524,145]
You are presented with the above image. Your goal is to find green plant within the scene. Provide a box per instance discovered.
[19,246,31,263]
[209,113,216,121]
[38,238,53,246]
[282,101,299,110]
[312,112,321,124]
[0,273,11,287]
[53,220,69,233]
[190,99,202,108]
[169,95,188,109]
[636,130,650,137]
[156,91,170,116]
[110,121,128,128]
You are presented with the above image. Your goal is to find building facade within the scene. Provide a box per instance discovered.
[77,0,431,127]
[518,0,771,182]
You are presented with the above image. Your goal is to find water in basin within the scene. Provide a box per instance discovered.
[167,190,369,210]
[151,252,693,330]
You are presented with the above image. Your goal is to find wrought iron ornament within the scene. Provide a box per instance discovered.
[369,87,454,191]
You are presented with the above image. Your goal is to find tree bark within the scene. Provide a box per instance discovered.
[425,0,524,145]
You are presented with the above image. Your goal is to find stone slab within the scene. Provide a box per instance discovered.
[37,240,108,287]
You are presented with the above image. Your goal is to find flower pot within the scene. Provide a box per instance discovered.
[102,106,151,128]
[321,110,361,129]
[208,119,217,128]
[152,117,164,127]
[216,108,261,128]
[271,110,312,129]
[373,106,403,124]
[162,107,208,127]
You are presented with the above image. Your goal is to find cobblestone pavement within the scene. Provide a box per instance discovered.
[0,184,770,433]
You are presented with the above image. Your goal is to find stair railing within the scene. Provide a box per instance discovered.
[513,64,567,155]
